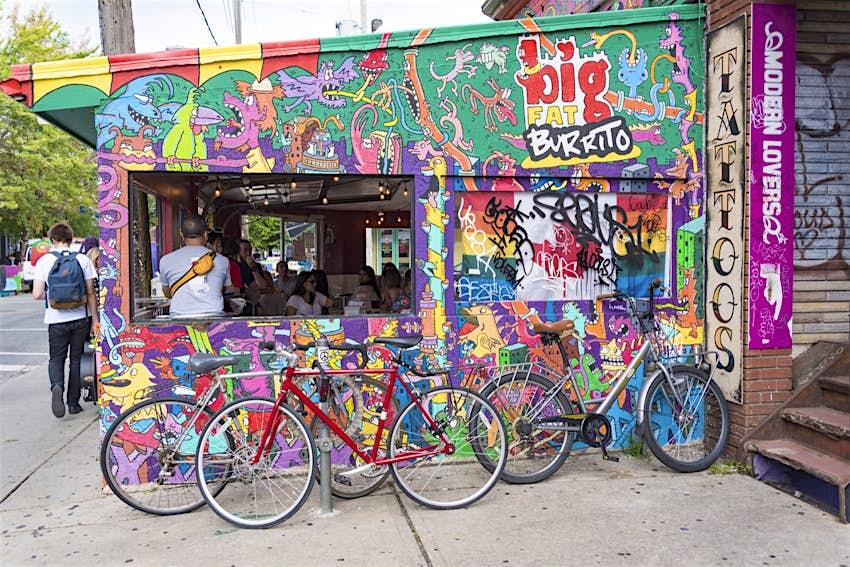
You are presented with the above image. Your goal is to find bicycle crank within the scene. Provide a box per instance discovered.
[579,413,619,463]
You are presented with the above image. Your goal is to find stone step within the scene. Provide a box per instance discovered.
[781,406,850,439]
[821,375,850,413]
[780,406,850,460]
[746,438,850,489]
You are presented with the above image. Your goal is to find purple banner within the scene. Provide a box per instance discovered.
[748,3,795,349]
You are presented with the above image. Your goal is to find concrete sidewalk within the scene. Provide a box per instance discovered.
[2,364,848,566]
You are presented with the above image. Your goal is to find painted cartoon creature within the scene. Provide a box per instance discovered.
[351,104,401,175]
[677,266,701,338]
[96,74,173,148]
[163,88,223,172]
[459,304,506,359]
[461,77,517,132]
[278,57,360,114]
[477,42,510,74]
[654,148,702,205]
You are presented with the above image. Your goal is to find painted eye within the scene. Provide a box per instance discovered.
[245,94,255,105]
[120,142,133,150]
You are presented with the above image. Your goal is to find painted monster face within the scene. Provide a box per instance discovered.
[112,125,157,170]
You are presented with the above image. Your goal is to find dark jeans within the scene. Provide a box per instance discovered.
[48,317,90,406]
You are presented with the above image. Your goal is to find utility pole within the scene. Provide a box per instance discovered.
[98,0,152,298]
[98,0,135,54]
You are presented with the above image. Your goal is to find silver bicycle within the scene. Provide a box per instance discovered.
[473,279,730,484]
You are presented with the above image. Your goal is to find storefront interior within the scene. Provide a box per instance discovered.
[130,172,413,321]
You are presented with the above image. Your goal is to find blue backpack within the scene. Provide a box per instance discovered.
[47,251,87,309]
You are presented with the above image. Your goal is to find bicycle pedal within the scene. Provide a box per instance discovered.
[602,454,620,463]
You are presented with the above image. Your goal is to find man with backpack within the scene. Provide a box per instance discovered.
[32,222,99,418]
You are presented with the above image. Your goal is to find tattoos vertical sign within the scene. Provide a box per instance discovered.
[749,3,796,349]
[705,17,746,402]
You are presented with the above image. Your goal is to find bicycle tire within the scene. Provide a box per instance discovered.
[388,386,507,509]
[100,397,224,515]
[475,371,576,484]
[642,366,730,472]
[289,373,364,437]
[196,397,316,529]
[311,377,399,499]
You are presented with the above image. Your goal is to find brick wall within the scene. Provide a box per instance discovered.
[792,1,850,354]
[708,0,850,457]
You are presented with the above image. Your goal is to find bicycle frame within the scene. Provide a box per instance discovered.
[153,369,272,467]
[250,365,455,468]
[512,308,719,434]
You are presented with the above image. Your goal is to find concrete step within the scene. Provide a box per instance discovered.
[821,375,849,413]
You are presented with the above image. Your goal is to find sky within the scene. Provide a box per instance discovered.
[31,0,494,54]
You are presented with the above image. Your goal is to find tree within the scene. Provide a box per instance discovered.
[247,216,282,255]
[0,3,98,239]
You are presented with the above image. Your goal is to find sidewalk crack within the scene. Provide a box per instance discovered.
[391,484,434,567]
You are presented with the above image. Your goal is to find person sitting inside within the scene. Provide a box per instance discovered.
[380,264,402,312]
[275,261,296,298]
[393,269,412,313]
[286,270,334,316]
[159,216,231,317]
[351,265,381,308]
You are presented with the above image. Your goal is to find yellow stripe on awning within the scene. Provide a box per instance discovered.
[199,44,263,84]
[31,57,111,103]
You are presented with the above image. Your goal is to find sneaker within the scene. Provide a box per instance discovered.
[51,385,65,418]
[68,405,83,415]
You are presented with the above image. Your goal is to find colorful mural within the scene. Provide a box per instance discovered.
[3,6,705,465]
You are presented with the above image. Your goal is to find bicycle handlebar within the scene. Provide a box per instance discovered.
[259,339,367,369]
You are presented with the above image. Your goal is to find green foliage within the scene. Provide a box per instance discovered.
[0,3,98,239]
[246,216,282,254]
[708,459,753,476]
[622,435,645,458]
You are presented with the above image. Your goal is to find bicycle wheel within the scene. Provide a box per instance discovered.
[196,397,316,529]
[289,373,364,436]
[100,397,222,515]
[476,371,576,484]
[311,377,399,499]
[388,386,506,509]
[642,366,730,472]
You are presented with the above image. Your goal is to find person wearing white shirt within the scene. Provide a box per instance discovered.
[32,222,99,418]
[285,271,334,316]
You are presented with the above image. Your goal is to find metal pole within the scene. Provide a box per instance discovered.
[233,0,242,44]
[315,337,333,514]
[360,0,367,34]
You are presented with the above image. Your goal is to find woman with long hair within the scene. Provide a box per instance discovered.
[285,271,334,316]
[352,265,381,307]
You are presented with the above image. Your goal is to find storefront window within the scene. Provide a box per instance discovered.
[129,172,412,321]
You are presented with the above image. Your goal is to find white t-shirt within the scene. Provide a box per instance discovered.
[158,246,232,316]
[34,250,97,325]
[286,292,328,316]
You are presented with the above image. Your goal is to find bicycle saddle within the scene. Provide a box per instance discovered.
[373,335,423,349]
[188,353,242,374]
[531,319,575,336]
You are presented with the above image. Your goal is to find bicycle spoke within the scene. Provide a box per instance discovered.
[389,387,506,510]
[196,398,316,529]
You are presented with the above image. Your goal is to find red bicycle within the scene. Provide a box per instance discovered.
[194,334,507,529]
